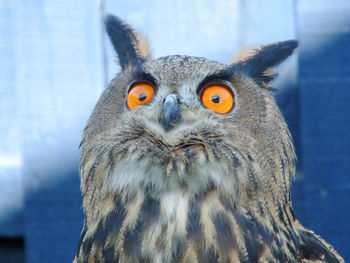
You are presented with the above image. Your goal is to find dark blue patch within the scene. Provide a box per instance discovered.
[102,246,117,262]
[232,210,273,261]
[196,247,219,263]
[171,235,186,261]
[123,194,160,258]
[123,217,143,258]
[186,200,202,240]
[213,212,237,253]
[93,201,126,247]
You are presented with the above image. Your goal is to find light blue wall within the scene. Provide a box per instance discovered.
[0,0,23,237]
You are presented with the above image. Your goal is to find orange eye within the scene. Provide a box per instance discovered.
[127,82,155,109]
[201,84,234,114]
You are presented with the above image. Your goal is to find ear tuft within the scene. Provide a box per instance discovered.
[232,45,263,64]
[105,14,152,70]
[234,40,298,87]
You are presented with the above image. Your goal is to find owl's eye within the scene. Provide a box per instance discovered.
[127,82,155,109]
[200,84,234,114]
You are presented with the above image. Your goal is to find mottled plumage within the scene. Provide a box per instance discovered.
[74,15,345,263]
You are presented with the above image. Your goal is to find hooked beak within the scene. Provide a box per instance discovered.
[161,94,180,132]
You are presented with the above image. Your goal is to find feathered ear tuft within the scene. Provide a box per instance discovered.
[233,40,298,88]
[105,14,152,70]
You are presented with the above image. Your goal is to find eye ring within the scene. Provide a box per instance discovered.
[200,83,235,114]
[127,81,155,109]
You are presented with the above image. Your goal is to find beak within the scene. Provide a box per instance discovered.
[161,94,180,132]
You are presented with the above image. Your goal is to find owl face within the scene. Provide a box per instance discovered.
[120,56,230,133]
[80,15,297,205]
[114,55,242,139]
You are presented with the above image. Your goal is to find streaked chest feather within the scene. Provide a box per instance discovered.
[77,184,304,263]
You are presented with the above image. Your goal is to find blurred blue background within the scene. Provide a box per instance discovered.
[0,0,349,262]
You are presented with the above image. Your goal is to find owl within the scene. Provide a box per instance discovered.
[74,15,345,263]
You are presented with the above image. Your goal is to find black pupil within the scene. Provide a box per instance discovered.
[138,93,147,101]
[211,95,221,103]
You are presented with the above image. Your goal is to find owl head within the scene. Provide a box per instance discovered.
[80,15,297,213]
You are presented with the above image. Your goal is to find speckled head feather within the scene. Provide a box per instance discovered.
[74,15,345,263]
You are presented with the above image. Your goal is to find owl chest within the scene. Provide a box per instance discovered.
[81,190,300,263]
[115,191,299,263]
[119,191,190,262]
